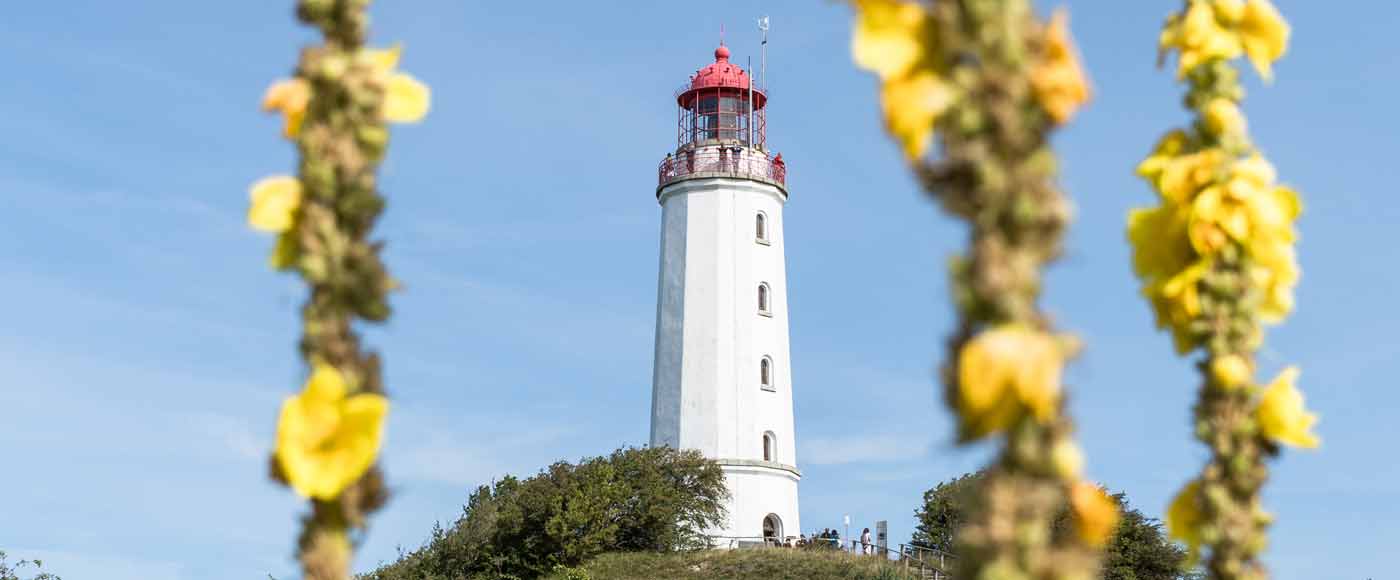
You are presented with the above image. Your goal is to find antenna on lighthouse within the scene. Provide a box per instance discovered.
[748,56,755,146]
[757,16,769,92]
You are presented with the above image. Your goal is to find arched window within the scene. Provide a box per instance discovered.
[755,212,768,242]
[760,357,773,390]
[757,283,770,314]
[762,431,776,462]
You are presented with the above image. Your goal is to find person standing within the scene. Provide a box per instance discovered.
[860,527,873,555]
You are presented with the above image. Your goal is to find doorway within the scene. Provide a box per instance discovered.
[762,513,783,545]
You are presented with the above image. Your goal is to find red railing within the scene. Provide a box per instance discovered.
[658,147,787,188]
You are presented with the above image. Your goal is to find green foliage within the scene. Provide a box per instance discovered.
[1100,498,1192,580]
[550,564,591,580]
[543,549,923,580]
[0,551,61,580]
[911,472,1192,580]
[909,471,982,553]
[362,446,727,580]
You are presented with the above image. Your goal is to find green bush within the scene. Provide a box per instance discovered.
[912,472,1192,580]
[362,446,727,580]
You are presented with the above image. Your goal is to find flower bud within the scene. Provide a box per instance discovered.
[1203,98,1246,137]
[1209,354,1252,389]
[1051,439,1085,480]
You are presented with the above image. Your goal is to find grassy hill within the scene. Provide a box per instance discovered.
[545,549,925,580]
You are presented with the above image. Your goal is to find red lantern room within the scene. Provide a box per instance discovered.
[659,44,786,190]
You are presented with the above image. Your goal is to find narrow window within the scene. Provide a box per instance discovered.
[758,283,770,314]
[760,357,773,390]
[755,212,767,242]
[763,432,776,462]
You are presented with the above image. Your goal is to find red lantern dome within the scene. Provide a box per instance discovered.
[677,45,768,110]
[672,44,769,148]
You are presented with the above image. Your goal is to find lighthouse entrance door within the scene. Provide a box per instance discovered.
[762,514,783,545]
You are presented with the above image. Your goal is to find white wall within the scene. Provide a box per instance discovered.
[650,166,801,542]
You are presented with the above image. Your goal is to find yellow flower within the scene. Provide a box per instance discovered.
[1127,205,1191,283]
[1256,366,1319,448]
[262,78,312,138]
[1212,0,1246,23]
[1157,148,1225,204]
[248,176,303,233]
[881,71,955,160]
[383,73,432,123]
[850,0,951,161]
[361,45,432,124]
[1051,439,1085,480]
[1160,259,1209,323]
[1166,480,1204,556]
[1127,205,1203,353]
[1031,9,1092,125]
[1237,0,1290,80]
[275,363,390,500]
[956,325,1064,439]
[1209,354,1252,389]
[1203,98,1247,137]
[1070,482,1120,548]
[364,44,404,73]
[1248,232,1301,322]
[1136,130,1191,182]
[1170,0,1243,76]
[851,0,929,81]
[1190,155,1299,257]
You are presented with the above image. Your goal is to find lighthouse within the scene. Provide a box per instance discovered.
[649,43,800,546]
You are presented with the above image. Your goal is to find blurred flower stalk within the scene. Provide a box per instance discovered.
[852,0,1114,578]
[1131,1,1316,578]
[246,0,429,578]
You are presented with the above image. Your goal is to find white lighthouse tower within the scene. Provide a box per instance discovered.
[650,43,800,546]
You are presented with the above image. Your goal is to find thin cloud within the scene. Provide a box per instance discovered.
[800,433,932,466]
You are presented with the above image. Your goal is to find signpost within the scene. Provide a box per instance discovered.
[876,520,888,556]
[843,514,851,552]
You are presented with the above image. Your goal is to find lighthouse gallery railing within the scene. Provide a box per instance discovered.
[658,147,786,188]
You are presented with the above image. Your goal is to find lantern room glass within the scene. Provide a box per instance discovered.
[677,86,766,148]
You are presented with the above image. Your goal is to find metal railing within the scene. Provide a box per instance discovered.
[703,535,955,579]
[658,147,786,188]
[849,541,955,580]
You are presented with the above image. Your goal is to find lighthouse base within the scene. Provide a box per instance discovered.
[708,459,801,548]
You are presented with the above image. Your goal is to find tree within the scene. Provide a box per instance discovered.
[910,472,981,553]
[362,446,727,580]
[0,551,60,580]
[912,473,1192,580]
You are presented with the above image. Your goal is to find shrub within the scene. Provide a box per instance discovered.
[362,446,727,580]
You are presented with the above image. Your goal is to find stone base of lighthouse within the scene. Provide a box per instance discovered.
[709,459,801,546]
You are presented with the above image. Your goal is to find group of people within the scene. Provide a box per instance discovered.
[790,527,877,555]
[793,528,841,549]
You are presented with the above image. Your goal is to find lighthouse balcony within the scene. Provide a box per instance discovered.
[657,145,787,191]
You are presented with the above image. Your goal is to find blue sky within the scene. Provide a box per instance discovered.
[0,1,1394,579]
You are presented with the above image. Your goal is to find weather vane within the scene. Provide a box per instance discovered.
[758,16,769,91]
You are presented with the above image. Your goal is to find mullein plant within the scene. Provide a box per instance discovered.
[246,0,429,578]
[1132,1,1317,578]
[852,1,1117,578]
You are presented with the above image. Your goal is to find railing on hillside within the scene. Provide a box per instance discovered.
[658,146,787,189]
[894,543,955,580]
[705,534,954,579]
